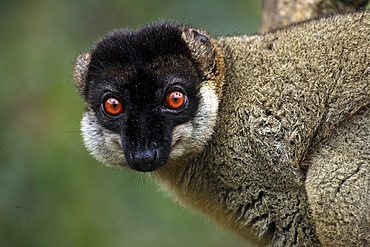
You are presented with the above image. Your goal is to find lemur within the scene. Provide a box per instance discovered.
[73,11,370,246]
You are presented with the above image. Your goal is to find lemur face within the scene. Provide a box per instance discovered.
[74,23,222,172]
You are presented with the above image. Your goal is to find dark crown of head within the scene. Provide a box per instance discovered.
[87,23,192,78]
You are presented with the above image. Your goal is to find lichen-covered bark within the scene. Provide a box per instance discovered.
[260,0,369,32]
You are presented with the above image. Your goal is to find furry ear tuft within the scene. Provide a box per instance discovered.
[73,53,91,95]
[181,28,216,77]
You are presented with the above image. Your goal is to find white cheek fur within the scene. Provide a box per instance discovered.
[81,111,126,167]
[169,82,219,160]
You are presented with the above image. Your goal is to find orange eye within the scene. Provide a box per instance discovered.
[165,91,186,110]
[103,97,123,116]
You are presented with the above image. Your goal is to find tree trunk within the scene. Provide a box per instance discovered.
[260,0,369,32]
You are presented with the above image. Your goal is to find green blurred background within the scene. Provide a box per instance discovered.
[0,1,261,246]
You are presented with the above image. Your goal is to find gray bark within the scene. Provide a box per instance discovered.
[260,0,369,32]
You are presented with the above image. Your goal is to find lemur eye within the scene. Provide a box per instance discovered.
[165,91,186,110]
[103,97,123,116]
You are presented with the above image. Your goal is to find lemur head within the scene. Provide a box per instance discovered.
[73,23,224,172]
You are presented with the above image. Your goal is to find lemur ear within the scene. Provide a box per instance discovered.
[181,28,216,77]
[73,53,91,95]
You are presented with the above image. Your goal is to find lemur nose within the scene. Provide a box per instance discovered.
[132,150,156,171]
